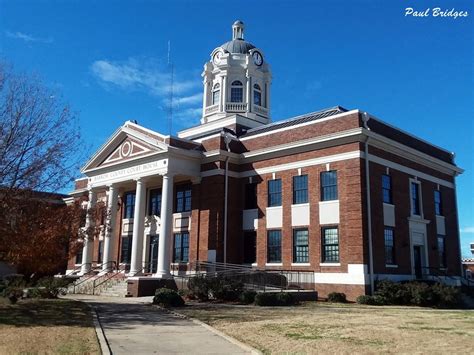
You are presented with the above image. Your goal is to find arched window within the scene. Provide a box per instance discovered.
[253,83,262,107]
[212,83,220,105]
[230,80,243,103]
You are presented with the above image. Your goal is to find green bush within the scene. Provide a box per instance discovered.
[356,295,383,305]
[431,283,461,308]
[374,280,411,305]
[2,274,27,304]
[240,290,257,304]
[153,287,185,307]
[276,292,296,306]
[188,276,244,302]
[327,292,347,303]
[35,277,69,298]
[372,280,461,308]
[209,277,244,301]
[187,276,210,301]
[254,292,296,306]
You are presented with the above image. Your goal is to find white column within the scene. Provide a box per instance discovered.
[129,178,147,275]
[81,189,97,274]
[156,173,174,278]
[102,184,118,272]
[221,75,227,112]
[246,74,251,112]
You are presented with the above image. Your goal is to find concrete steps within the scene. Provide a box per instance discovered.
[67,273,127,297]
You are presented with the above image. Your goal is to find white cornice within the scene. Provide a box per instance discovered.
[365,129,463,176]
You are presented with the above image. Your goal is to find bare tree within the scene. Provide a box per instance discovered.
[0,61,87,277]
[0,61,84,192]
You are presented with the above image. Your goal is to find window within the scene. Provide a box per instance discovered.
[322,227,339,262]
[175,185,192,212]
[268,179,282,207]
[384,228,395,265]
[382,175,392,204]
[149,189,162,216]
[212,83,220,105]
[321,171,338,201]
[253,83,262,106]
[293,175,308,204]
[244,183,257,209]
[75,246,83,264]
[123,192,136,219]
[230,80,243,102]
[173,232,189,263]
[293,229,309,263]
[434,190,442,216]
[120,235,133,263]
[438,236,446,268]
[267,230,282,263]
[411,182,421,216]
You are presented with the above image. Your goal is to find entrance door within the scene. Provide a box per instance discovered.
[243,231,256,264]
[148,235,159,273]
[413,245,423,279]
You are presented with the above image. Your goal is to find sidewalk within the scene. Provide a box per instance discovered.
[66,295,251,355]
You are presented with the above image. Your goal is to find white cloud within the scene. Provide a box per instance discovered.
[461,227,474,233]
[175,93,203,106]
[5,31,53,43]
[90,58,199,96]
[91,58,203,128]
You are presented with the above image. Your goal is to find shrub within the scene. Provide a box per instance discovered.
[276,292,296,306]
[2,274,27,304]
[255,292,279,306]
[431,283,461,308]
[405,282,437,307]
[356,295,383,305]
[255,292,296,306]
[153,287,185,307]
[240,290,257,304]
[187,276,210,301]
[35,277,69,298]
[327,292,347,303]
[374,280,411,305]
[208,277,243,301]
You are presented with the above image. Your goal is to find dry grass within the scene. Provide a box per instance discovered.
[177,302,474,354]
[0,297,100,354]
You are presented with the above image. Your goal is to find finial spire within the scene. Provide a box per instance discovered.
[232,20,244,40]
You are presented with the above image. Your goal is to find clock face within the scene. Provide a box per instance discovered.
[252,51,263,66]
[212,51,222,65]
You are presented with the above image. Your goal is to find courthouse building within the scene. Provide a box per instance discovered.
[68,21,464,299]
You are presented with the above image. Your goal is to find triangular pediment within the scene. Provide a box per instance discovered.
[82,122,169,173]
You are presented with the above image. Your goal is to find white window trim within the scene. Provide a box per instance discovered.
[291,263,311,266]
[265,263,283,266]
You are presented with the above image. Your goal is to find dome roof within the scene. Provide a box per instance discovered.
[220,39,256,54]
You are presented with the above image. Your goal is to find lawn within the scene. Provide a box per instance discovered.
[0,297,100,354]
[177,302,474,354]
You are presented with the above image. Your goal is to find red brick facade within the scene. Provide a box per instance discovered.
[69,110,463,301]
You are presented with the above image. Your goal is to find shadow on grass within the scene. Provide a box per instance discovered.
[0,298,93,328]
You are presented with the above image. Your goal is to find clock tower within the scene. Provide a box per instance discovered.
[200,20,271,127]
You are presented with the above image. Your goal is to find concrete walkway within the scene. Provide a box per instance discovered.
[66,295,251,355]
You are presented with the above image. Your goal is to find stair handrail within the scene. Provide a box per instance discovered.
[72,261,117,293]
[92,266,125,295]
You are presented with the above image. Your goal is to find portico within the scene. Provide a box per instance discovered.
[78,121,201,278]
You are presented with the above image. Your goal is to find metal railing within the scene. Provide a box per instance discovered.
[71,261,118,294]
[173,261,314,293]
[92,267,126,295]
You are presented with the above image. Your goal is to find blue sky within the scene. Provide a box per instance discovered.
[1,0,473,256]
